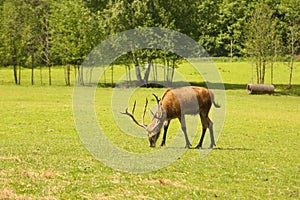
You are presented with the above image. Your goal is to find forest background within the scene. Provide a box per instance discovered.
[0,0,299,87]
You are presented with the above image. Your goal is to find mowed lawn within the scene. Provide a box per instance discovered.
[0,62,299,199]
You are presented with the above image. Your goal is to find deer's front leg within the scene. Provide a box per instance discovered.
[161,120,170,146]
[179,116,191,148]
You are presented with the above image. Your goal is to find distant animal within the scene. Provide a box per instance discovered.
[122,86,220,148]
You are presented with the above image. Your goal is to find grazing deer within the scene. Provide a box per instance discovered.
[122,86,220,148]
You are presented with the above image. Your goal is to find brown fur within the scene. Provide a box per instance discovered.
[122,86,220,148]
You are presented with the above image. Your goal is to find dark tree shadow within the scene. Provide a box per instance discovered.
[102,80,300,97]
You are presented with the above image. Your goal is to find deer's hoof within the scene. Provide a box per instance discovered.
[209,144,215,149]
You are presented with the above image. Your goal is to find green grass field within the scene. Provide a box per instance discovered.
[0,62,299,199]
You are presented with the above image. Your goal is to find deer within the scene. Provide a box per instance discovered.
[121,86,220,149]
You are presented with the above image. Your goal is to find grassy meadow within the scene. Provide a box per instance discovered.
[0,62,299,199]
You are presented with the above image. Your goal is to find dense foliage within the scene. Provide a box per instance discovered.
[0,0,299,85]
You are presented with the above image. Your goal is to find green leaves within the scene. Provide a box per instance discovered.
[0,0,299,73]
[49,0,98,65]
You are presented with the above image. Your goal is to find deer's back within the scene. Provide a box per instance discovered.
[161,86,212,119]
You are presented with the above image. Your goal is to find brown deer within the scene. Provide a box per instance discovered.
[122,86,220,149]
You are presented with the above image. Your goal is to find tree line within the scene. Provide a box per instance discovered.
[0,0,299,87]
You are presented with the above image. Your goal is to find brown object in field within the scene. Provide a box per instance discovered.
[247,84,274,94]
[122,86,220,149]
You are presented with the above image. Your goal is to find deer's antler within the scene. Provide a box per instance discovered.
[121,98,148,129]
[152,93,160,104]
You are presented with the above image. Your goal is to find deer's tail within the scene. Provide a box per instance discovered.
[213,100,221,108]
[210,91,221,108]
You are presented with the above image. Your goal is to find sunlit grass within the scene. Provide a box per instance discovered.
[0,62,299,199]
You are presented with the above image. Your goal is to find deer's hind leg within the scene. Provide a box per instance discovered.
[196,112,215,149]
[208,117,216,148]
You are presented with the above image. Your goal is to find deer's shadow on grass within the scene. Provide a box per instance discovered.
[162,146,253,151]
[212,147,253,151]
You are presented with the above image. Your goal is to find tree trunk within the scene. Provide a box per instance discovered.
[288,64,293,89]
[135,66,142,85]
[256,61,259,84]
[271,40,278,85]
[126,65,132,87]
[80,66,84,86]
[89,67,93,85]
[257,56,262,84]
[288,29,295,89]
[143,50,151,86]
[230,39,233,62]
[163,62,166,83]
[132,51,142,85]
[166,59,170,84]
[40,66,43,85]
[64,64,71,86]
[288,54,294,89]
[171,59,175,84]
[76,66,80,85]
[74,66,77,82]
[45,13,51,86]
[76,66,84,86]
[144,62,151,86]
[18,66,21,85]
[13,65,18,84]
[270,62,274,85]
[261,59,266,84]
[48,65,52,86]
[129,66,131,84]
[31,54,34,85]
[111,64,114,87]
[151,63,157,83]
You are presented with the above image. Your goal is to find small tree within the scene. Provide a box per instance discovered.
[217,0,249,59]
[245,2,277,84]
[1,0,28,84]
[280,0,300,89]
[50,0,99,86]
[25,0,43,85]
[103,0,177,86]
[38,0,52,85]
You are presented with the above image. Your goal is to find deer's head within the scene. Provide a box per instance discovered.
[121,96,166,147]
[146,103,166,147]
